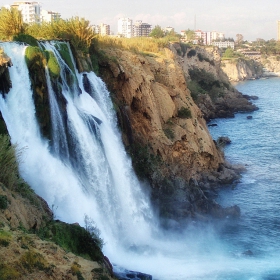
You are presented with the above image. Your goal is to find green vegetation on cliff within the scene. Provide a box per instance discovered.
[0,7,25,40]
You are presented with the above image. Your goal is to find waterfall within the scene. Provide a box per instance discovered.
[0,41,155,248]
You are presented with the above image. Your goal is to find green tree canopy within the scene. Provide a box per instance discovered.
[0,7,25,39]
[185,29,195,42]
[149,25,165,38]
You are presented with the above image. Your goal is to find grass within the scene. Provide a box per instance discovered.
[0,230,12,247]
[97,35,179,55]
[20,250,48,272]
[0,263,20,279]
[46,51,60,79]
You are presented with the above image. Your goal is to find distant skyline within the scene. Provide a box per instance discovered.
[1,0,279,41]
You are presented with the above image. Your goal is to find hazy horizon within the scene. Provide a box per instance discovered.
[1,0,279,41]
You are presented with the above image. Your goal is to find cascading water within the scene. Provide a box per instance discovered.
[1,41,280,280]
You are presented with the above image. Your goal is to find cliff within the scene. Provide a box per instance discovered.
[97,44,241,221]
[171,44,258,120]
[221,57,263,81]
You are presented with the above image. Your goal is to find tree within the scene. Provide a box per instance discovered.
[0,7,25,39]
[149,25,165,38]
[236,34,244,45]
[185,29,195,42]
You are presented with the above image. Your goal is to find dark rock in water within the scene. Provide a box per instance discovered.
[210,203,241,219]
[82,73,92,95]
[216,136,231,147]
[208,123,218,127]
[113,267,152,280]
[247,115,253,119]
[243,94,258,100]
[243,249,253,256]
[92,116,102,125]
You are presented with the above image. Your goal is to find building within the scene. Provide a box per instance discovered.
[41,10,61,22]
[165,26,174,33]
[11,1,41,24]
[206,31,225,45]
[212,41,235,49]
[93,23,110,36]
[118,17,133,38]
[194,29,207,44]
[133,20,152,37]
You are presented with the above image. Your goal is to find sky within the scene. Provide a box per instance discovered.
[1,0,280,41]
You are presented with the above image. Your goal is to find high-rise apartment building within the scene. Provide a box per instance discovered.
[94,23,110,36]
[41,10,61,22]
[11,1,41,23]
[118,17,133,38]
[133,20,152,37]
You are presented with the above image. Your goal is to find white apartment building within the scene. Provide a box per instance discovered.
[94,23,110,36]
[12,1,41,24]
[194,29,207,44]
[118,17,133,38]
[41,9,61,22]
[212,41,235,49]
[133,20,152,37]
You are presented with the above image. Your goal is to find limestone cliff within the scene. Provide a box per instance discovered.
[221,57,263,81]
[99,47,223,180]
[260,55,280,76]
[171,44,258,120]
[98,45,241,221]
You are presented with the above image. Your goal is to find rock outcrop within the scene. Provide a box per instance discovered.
[171,44,259,120]
[221,57,263,81]
[98,45,241,221]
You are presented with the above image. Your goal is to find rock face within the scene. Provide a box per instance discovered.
[169,44,258,121]
[98,46,241,221]
[100,47,223,181]
[221,58,263,81]
[0,50,12,94]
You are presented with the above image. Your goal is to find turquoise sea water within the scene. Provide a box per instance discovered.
[207,77,280,279]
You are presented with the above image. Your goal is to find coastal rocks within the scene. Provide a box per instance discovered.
[210,203,241,219]
[172,44,259,120]
[216,136,231,147]
[113,266,152,280]
[221,58,263,82]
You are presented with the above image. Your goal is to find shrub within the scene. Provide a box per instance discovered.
[187,80,206,101]
[20,250,48,272]
[0,263,20,279]
[128,143,162,180]
[177,107,192,119]
[164,128,175,140]
[37,220,104,262]
[13,34,38,47]
[0,231,11,247]
[187,49,196,58]
[0,195,8,210]
[0,134,20,189]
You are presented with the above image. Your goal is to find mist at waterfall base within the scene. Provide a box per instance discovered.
[1,42,280,279]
